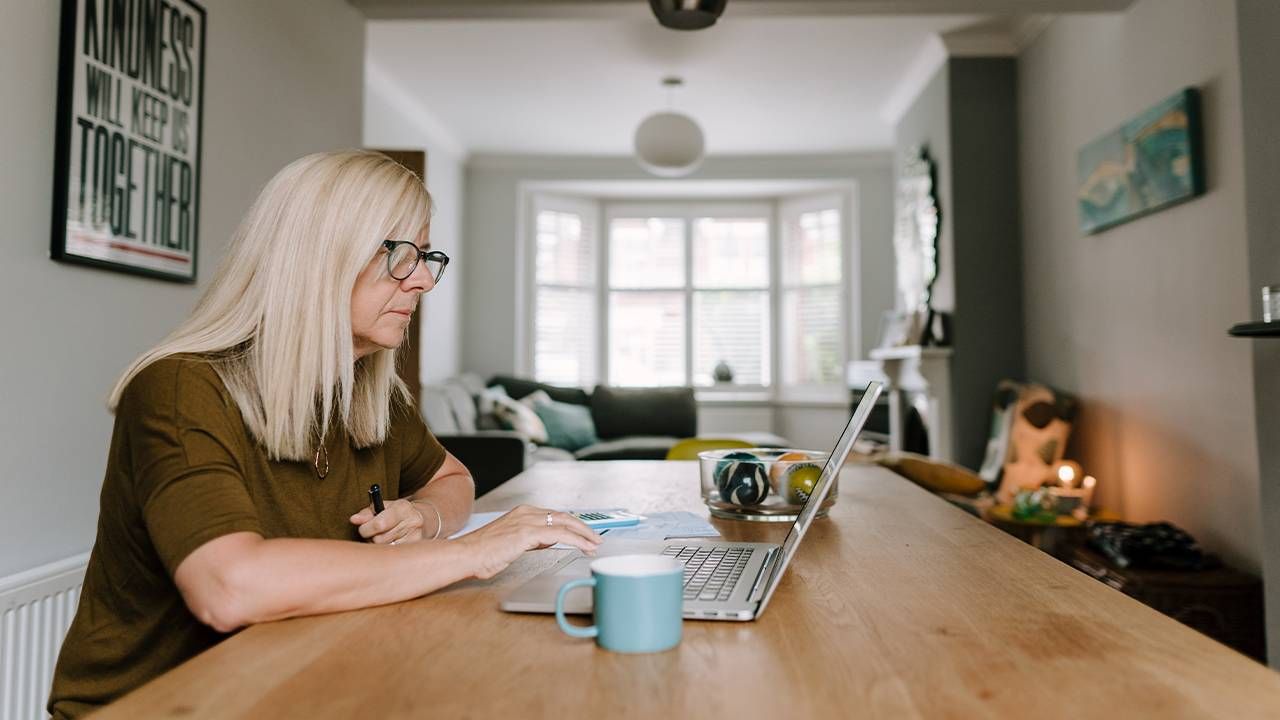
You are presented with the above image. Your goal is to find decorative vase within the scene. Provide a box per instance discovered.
[712,360,733,384]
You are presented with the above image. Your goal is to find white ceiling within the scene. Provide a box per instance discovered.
[364,1,1132,156]
[353,1,1132,20]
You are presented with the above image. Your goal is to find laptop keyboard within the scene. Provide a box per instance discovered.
[662,545,751,602]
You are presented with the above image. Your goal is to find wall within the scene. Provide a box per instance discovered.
[1019,0,1260,572]
[364,63,464,383]
[950,58,1026,470]
[894,58,1025,469]
[1236,0,1280,664]
[0,0,366,579]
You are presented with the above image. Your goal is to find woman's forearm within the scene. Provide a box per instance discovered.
[410,470,474,538]
[183,458,478,632]
[215,534,477,630]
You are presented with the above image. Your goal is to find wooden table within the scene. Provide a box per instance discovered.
[98,462,1280,718]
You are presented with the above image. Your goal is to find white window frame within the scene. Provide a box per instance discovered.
[776,192,851,404]
[602,200,774,394]
[523,193,601,385]
[523,190,855,405]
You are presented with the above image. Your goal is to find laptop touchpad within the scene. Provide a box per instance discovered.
[547,558,595,614]
[555,558,594,577]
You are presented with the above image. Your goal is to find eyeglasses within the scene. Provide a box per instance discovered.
[382,239,449,283]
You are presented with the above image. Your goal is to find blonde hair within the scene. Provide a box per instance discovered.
[109,149,433,460]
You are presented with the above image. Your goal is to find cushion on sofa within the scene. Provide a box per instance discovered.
[489,374,591,407]
[477,385,507,415]
[421,386,459,433]
[590,386,696,440]
[491,392,549,444]
[875,452,986,496]
[441,381,478,433]
[528,395,598,452]
[574,436,681,461]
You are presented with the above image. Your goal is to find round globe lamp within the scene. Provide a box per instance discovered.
[633,111,705,177]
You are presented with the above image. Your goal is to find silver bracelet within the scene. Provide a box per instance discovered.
[411,499,444,540]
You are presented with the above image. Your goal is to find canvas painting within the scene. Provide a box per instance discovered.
[1076,88,1204,235]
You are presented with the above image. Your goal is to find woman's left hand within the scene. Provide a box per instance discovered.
[349,499,432,545]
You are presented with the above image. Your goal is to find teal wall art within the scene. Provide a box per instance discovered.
[1077,88,1205,235]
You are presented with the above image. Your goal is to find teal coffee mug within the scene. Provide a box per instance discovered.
[555,554,683,653]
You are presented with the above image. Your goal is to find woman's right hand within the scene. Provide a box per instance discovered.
[454,505,602,579]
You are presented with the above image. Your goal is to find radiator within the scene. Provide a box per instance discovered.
[0,554,89,720]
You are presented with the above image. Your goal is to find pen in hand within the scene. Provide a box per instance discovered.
[369,484,385,515]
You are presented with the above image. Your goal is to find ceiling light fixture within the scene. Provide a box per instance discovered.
[633,76,705,178]
[649,0,728,31]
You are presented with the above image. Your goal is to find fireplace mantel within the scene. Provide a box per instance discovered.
[866,345,955,463]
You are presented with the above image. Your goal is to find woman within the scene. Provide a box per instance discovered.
[48,150,601,718]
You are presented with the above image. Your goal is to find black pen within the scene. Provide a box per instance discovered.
[369,484,385,515]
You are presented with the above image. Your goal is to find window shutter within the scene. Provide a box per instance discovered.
[780,197,844,389]
[691,217,770,387]
[532,197,598,386]
[608,291,686,386]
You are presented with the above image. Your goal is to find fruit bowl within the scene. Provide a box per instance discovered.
[697,448,833,522]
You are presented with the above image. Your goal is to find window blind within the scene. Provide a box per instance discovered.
[608,291,686,386]
[780,202,843,387]
[533,205,597,386]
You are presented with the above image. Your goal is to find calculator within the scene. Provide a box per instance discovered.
[570,510,643,530]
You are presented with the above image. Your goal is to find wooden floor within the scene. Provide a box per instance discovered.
[97,461,1280,719]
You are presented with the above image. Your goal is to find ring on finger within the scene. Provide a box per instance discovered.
[545,512,554,527]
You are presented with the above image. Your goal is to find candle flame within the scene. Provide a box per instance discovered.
[1057,464,1076,486]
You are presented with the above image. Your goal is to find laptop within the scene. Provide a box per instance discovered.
[500,381,884,621]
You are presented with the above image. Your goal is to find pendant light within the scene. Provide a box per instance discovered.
[649,0,728,30]
[633,76,705,178]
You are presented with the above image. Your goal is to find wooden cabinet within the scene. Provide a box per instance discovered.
[1071,546,1266,663]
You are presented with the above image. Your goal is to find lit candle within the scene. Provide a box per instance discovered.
[1082,475,1097,508]
[1057,464,1076,488]
[1047,461,1087,517]
[1054,460,1082,489]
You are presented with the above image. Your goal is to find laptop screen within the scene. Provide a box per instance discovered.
[756,380,883,613]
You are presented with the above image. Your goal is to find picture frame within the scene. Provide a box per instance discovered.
[50,0,207,282]
[893,146,940,312]
[876,309,925,350]
[1076,87,1205,235]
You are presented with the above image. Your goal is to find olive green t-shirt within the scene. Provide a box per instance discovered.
[48,356,446,719]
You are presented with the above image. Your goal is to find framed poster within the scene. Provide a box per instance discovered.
[51,0,207,282]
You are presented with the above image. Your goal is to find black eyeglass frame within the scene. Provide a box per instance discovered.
[382,239,449,283]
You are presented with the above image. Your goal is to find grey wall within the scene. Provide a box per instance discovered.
[462,153,895,379]
[894,58,1025,469]
[363,75,464,384]
[1236,0,1280,664]
[1019,1,1260,574]
[0,0,366,579]
[950,58,1025,471]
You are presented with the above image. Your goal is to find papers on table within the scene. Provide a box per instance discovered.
[596,511,718,541]
[448,509,719,548]
[448,511,507,540]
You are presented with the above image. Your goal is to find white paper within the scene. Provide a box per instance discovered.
[596,511,719,541]
[447,510,506,540]
[447,509,720,548]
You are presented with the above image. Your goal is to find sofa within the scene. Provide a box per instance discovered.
[421,373,787,496]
